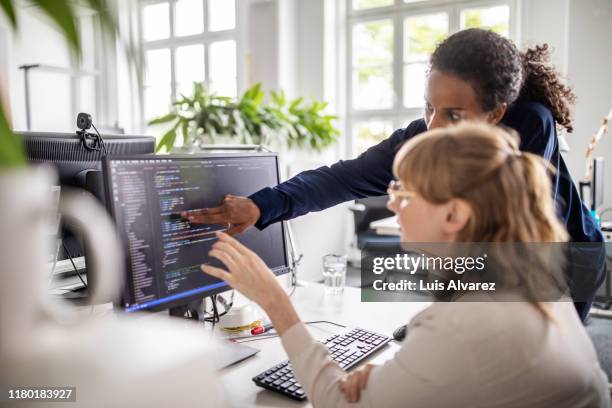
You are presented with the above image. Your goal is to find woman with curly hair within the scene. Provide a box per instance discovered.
[186,28,605,320]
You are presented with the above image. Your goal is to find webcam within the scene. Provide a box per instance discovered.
[76,112,106,154]
[77,112,93,131]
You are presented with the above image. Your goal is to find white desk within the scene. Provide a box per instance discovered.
[220,283,430,407]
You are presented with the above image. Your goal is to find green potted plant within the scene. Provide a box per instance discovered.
[149,82,341,153]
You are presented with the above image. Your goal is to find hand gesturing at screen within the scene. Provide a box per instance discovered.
[181,195,261,235]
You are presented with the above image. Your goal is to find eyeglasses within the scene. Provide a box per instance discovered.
[387,180,416,204]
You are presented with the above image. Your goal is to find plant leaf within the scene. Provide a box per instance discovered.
[84,0,117,38]
[156,124,179,153]
[0,0,17,29]
[148,112,177,126]
[289,97,303,112]
[181,120,189,144]
[0,108,26,167]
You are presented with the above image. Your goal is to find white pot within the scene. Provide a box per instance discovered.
[0,165,123,356]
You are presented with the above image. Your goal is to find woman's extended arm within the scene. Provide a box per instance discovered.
[250,122,425,229]
[184,121,426,232]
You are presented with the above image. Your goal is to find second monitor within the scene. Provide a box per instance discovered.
[104,153,289,313]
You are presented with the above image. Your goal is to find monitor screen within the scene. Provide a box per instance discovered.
[104,154,289,312]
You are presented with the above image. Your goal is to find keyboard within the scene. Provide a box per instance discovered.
[252,328,391,401]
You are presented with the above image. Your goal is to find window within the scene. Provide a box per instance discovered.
[140,0,238,124]
[352,19,394,110]
[460,5,510,36]
[347,0,516,154]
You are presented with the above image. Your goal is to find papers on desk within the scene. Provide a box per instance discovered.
[49,274,88,295]
[369,216,400,236]
[48,257,88,294]
[50,256,86,276]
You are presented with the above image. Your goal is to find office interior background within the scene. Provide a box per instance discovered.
[0,0,611,280]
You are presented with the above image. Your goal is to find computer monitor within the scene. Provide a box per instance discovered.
[17,131,156,259]
[592,157,604,211]
[103,153,290,312]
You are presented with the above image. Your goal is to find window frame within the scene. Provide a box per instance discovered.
[345,0,519,155]
[138,0,241,127]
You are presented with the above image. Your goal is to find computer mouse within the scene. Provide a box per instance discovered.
[392,324,408,342]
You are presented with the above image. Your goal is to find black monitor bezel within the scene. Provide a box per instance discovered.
[102,152,290,313]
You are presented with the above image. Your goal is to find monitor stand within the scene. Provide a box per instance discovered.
[169,304,200,320]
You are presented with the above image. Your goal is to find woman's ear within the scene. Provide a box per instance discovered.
[442,199,472,236]
[488,103,508,124]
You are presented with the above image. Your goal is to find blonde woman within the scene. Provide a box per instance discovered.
[202,123,610,407]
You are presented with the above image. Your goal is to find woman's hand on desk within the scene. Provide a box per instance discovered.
[181,195,261,235]
[339,363,374,403]
[201,231,299,335]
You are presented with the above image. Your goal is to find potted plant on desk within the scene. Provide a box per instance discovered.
[149,82,341,159]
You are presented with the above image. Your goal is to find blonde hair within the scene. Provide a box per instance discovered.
[393,122,568,314]
[393,122,568,242]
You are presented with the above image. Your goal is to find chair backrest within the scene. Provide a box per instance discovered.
[352,195,393,235]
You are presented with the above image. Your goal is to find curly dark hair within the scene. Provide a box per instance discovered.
[430,28,576,133]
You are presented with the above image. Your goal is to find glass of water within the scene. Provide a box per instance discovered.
[323,254,347,295]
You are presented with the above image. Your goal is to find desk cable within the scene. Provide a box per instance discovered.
[48,242,87,290]
[203,292,234,324]
[285,221,303,298]
[62,242,88,289]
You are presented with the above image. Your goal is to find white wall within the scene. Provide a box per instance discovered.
[247,0,280,92]
[521,0,612,210]
[566,0,612,208]
[2,6,73,132]
[0,5,102,133]
[522,0,612,207]
[519,0,569,73]
[296,0,325,99]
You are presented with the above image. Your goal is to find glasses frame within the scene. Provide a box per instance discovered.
[387,180,417,203]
